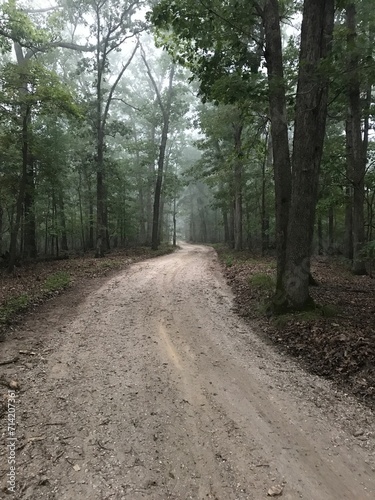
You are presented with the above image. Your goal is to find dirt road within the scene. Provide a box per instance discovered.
[1,244,374,499]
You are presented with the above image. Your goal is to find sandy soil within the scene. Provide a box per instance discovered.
[0,243,374,499]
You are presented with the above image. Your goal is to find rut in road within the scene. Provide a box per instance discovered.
[1,243,374,500]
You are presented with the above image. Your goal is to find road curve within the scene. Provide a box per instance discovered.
[2,243,374,499]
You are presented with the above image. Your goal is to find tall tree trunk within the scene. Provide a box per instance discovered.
[328,206,334,254]
[0,205,3,255]
[134,129,146,244]
[262,131,272,255]
[146,126,156,245]
[8,106,31,272]
[96,128,107,257]
[344,184,354,260]
[149,65,175,250]
[12,43,37,263]
[78,180,86,252]
[59,192,68,252]
[23,158,37,259]
[158,145,171,245]
[172,196,177,247]
[229,202,235,249]
[233,122,243,251]
[317,216,323,255]
[263,0,292,290]
[346,3,367,275]
[282,0,335,309]
[222,209,230,244]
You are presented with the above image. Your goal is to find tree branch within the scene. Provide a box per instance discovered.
[102,41,139,129]
[111,98,141,112]
[141,45,166,117]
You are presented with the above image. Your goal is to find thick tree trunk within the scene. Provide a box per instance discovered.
[344,184,354,260]
[263,0,292,290]
[0,205,3,255]
[282,0,335,309]
[346,3,367,275]
[317,216,323,255]
[328,206,334,254]
[152,132,167,250]
[158,146,171,245]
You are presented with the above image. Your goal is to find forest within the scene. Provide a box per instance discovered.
[0,0,374,312]
[1,3,375,496]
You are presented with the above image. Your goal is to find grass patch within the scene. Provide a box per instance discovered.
[272,303,339,329]
[0,294,30,326]
[224,255,234,267]
[43,271,70,292]
[98,259,121,270]
[249,273,275,290]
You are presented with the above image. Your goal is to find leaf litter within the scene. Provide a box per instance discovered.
[219,251,375,409]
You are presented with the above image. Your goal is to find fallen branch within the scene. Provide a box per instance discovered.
[0,356,19,366]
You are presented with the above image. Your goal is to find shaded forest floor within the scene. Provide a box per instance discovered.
[216,246,375,409]
[0,245,175,337]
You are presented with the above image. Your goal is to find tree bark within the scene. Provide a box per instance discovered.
[59,192,68,252]
[328,206,334,254]
[346,3,367,275]
[282,0,335,309]
[262,130,272,255]
[233,122,243,251]
[344,184,354,260]
[0,204,3,255]
[140,57,175,251]
[8,106,31,271]
[223,208,229,244]
[263,0,292,291]
[317,216,323,255]
[23,158,37,259]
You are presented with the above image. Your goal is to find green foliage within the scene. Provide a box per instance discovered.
[224,255,234,267]
[249,273,275,290]
[0,0,49,51]
[273,303,339,328]
[43,271,70,292]
[149,0,265,104]
[0,294,30,326]
[0,60,81,117]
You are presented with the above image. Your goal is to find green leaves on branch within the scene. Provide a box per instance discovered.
[149,0,264,104]
[0,0,51,52]
[0,61,81,118]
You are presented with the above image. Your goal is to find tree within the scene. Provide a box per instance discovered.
[150,0,335,309]
[141,47,176,250]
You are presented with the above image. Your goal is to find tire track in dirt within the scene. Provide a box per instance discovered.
[0,243,374,499]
